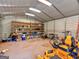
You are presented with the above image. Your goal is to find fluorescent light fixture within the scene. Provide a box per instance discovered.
[0,4,15,7]
[2,12,14,14]
[25,13,35,16]
[29,8,41,13]
[38,0,52,6]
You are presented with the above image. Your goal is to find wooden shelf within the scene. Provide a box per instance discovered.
[11,21,44,34]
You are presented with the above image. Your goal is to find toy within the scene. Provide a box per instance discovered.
[26,35,30,40]
[30,35,33,39]
[37,35,79,59]
[37,20,79,59]
[21,34,26,40]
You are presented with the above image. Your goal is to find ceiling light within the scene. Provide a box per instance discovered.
[25,13,35,16]
[29,8,41,13]
[38,0,52,6]
[0,4,15,7]
[2,12,14,14]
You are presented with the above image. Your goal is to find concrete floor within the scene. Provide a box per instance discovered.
[0,38,52,59]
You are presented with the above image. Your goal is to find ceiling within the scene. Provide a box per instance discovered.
[0,0,79,22]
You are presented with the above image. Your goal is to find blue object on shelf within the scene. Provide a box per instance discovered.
[32,32,37,36]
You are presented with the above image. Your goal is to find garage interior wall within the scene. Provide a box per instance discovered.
[44,15,79,37]
[44,21,54,34]
[1,16,41,40]
[0,19,3,41]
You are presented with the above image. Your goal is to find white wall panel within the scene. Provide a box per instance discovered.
[0,20,2,41]
[47,21,54,33]
[55,19,65,34]
[66,15,79,36]
[44,22,48,34]
[44,21,54,34]
[44,15,79,37]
